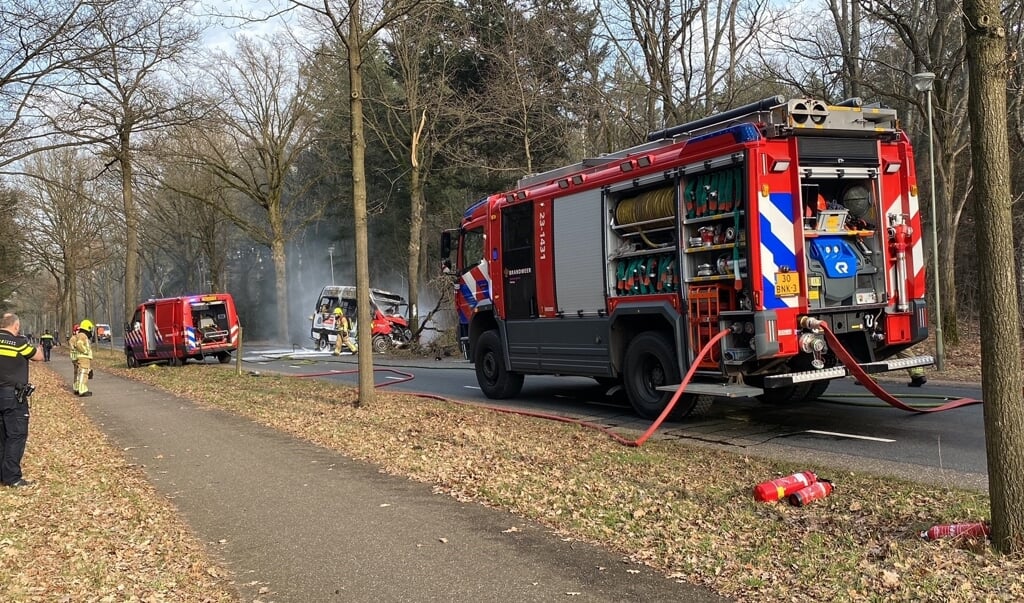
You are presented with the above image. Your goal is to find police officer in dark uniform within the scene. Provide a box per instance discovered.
[39,330,54,361]
[0,313,43,487]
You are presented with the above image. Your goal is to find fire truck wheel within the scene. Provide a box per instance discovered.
[372,334,392,354]
[748,377,830,404]
[797,380,830,402]
[623,332,681,419]
[126,350,139,369]
[217,352,231,364]
[683,394,715,418]
[168,356,183,367]
[474,330,524,399]
[751,382,796,404]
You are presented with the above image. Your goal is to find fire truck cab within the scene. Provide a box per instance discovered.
[124,293,241,367]
[442,96,934,419]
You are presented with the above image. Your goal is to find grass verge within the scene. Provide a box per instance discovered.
[0,363,236,602]
[86,350,1024,601]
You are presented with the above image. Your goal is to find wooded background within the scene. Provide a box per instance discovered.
[2,0,1021,345]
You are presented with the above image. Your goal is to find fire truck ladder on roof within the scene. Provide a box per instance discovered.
[515,137,679,189]
[517,96,900,190]
[647,96,899,142]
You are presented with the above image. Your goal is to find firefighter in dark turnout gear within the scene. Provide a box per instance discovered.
[0,313,43,487]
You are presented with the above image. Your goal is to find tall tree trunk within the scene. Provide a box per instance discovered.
[271,237,289,342]
[121,147,139,326]
[64,274,77,336]
[964,0,1024,554]
[349,0,375,408]
[938,235,958,346]
[937,157,961,346]
[407,111,426,336]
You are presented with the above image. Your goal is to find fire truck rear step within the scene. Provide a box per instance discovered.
[656,382,764,398]
[762,355,934,388]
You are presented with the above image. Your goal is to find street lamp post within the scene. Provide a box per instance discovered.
[912,71,944,371]
[327,245,336,285]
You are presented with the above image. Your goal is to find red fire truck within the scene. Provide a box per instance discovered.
[124,293,241,367]
[441,96,934,418]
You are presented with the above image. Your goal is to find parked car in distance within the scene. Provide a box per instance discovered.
[96,323,112,342]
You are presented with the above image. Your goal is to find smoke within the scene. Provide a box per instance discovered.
[286,237,349,347]
[281,234,455,348]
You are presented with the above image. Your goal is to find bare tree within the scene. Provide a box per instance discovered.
[762,1,971,350]
[964,0,1024,555]
[368,2,529,336]
[16,147,111,335]
[163,35,323,342]
[595,0,768,129]
[595,0,700,125]
[142,156,235,295]
[871,0,970,349]
[0,0,111,168]
[46,0,205,325]
[367,6,450,338]
[291,0,422,408]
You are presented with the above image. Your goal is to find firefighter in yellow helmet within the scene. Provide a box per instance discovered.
[71,320,94,397]
[332,307,357,355]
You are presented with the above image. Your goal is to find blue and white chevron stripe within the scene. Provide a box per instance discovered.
[758,190,798,310]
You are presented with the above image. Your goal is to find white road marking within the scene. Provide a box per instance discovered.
[464,385,481,390]
[385,376,403,381]
[805,429,894,443]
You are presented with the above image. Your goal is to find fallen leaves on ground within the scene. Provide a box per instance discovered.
[0,365,235,602]
[85,336,1023,603]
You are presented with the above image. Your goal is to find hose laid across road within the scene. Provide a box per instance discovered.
[287,330,732,448]
[285,323,981,450]
[820,322,982,413]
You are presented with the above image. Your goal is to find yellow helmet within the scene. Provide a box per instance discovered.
[333,307,343,315]
[79,319,94,332]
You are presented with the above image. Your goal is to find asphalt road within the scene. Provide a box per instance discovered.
[240,346,989,491]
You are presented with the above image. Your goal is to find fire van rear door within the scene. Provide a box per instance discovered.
[155,300,178,353]
[144,305,158,354]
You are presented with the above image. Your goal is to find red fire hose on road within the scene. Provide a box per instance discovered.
[819,322,981,413]
[288,322,978,448]
[286,331,727,448]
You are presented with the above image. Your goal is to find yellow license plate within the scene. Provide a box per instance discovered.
[775,272,800,297]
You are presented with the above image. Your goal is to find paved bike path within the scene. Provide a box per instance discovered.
[50,361,727,602]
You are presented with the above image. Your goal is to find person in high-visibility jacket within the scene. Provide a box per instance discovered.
[0,313,44,487]
[71,320,94,397]
[332,307,357,355]
[69,323,80,392]
[39,330,54,362]
[895,349,927,387]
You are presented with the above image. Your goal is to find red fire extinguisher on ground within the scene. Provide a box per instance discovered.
[753,471,818,503]
[788,480,834,506]
[921,522,991,540]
